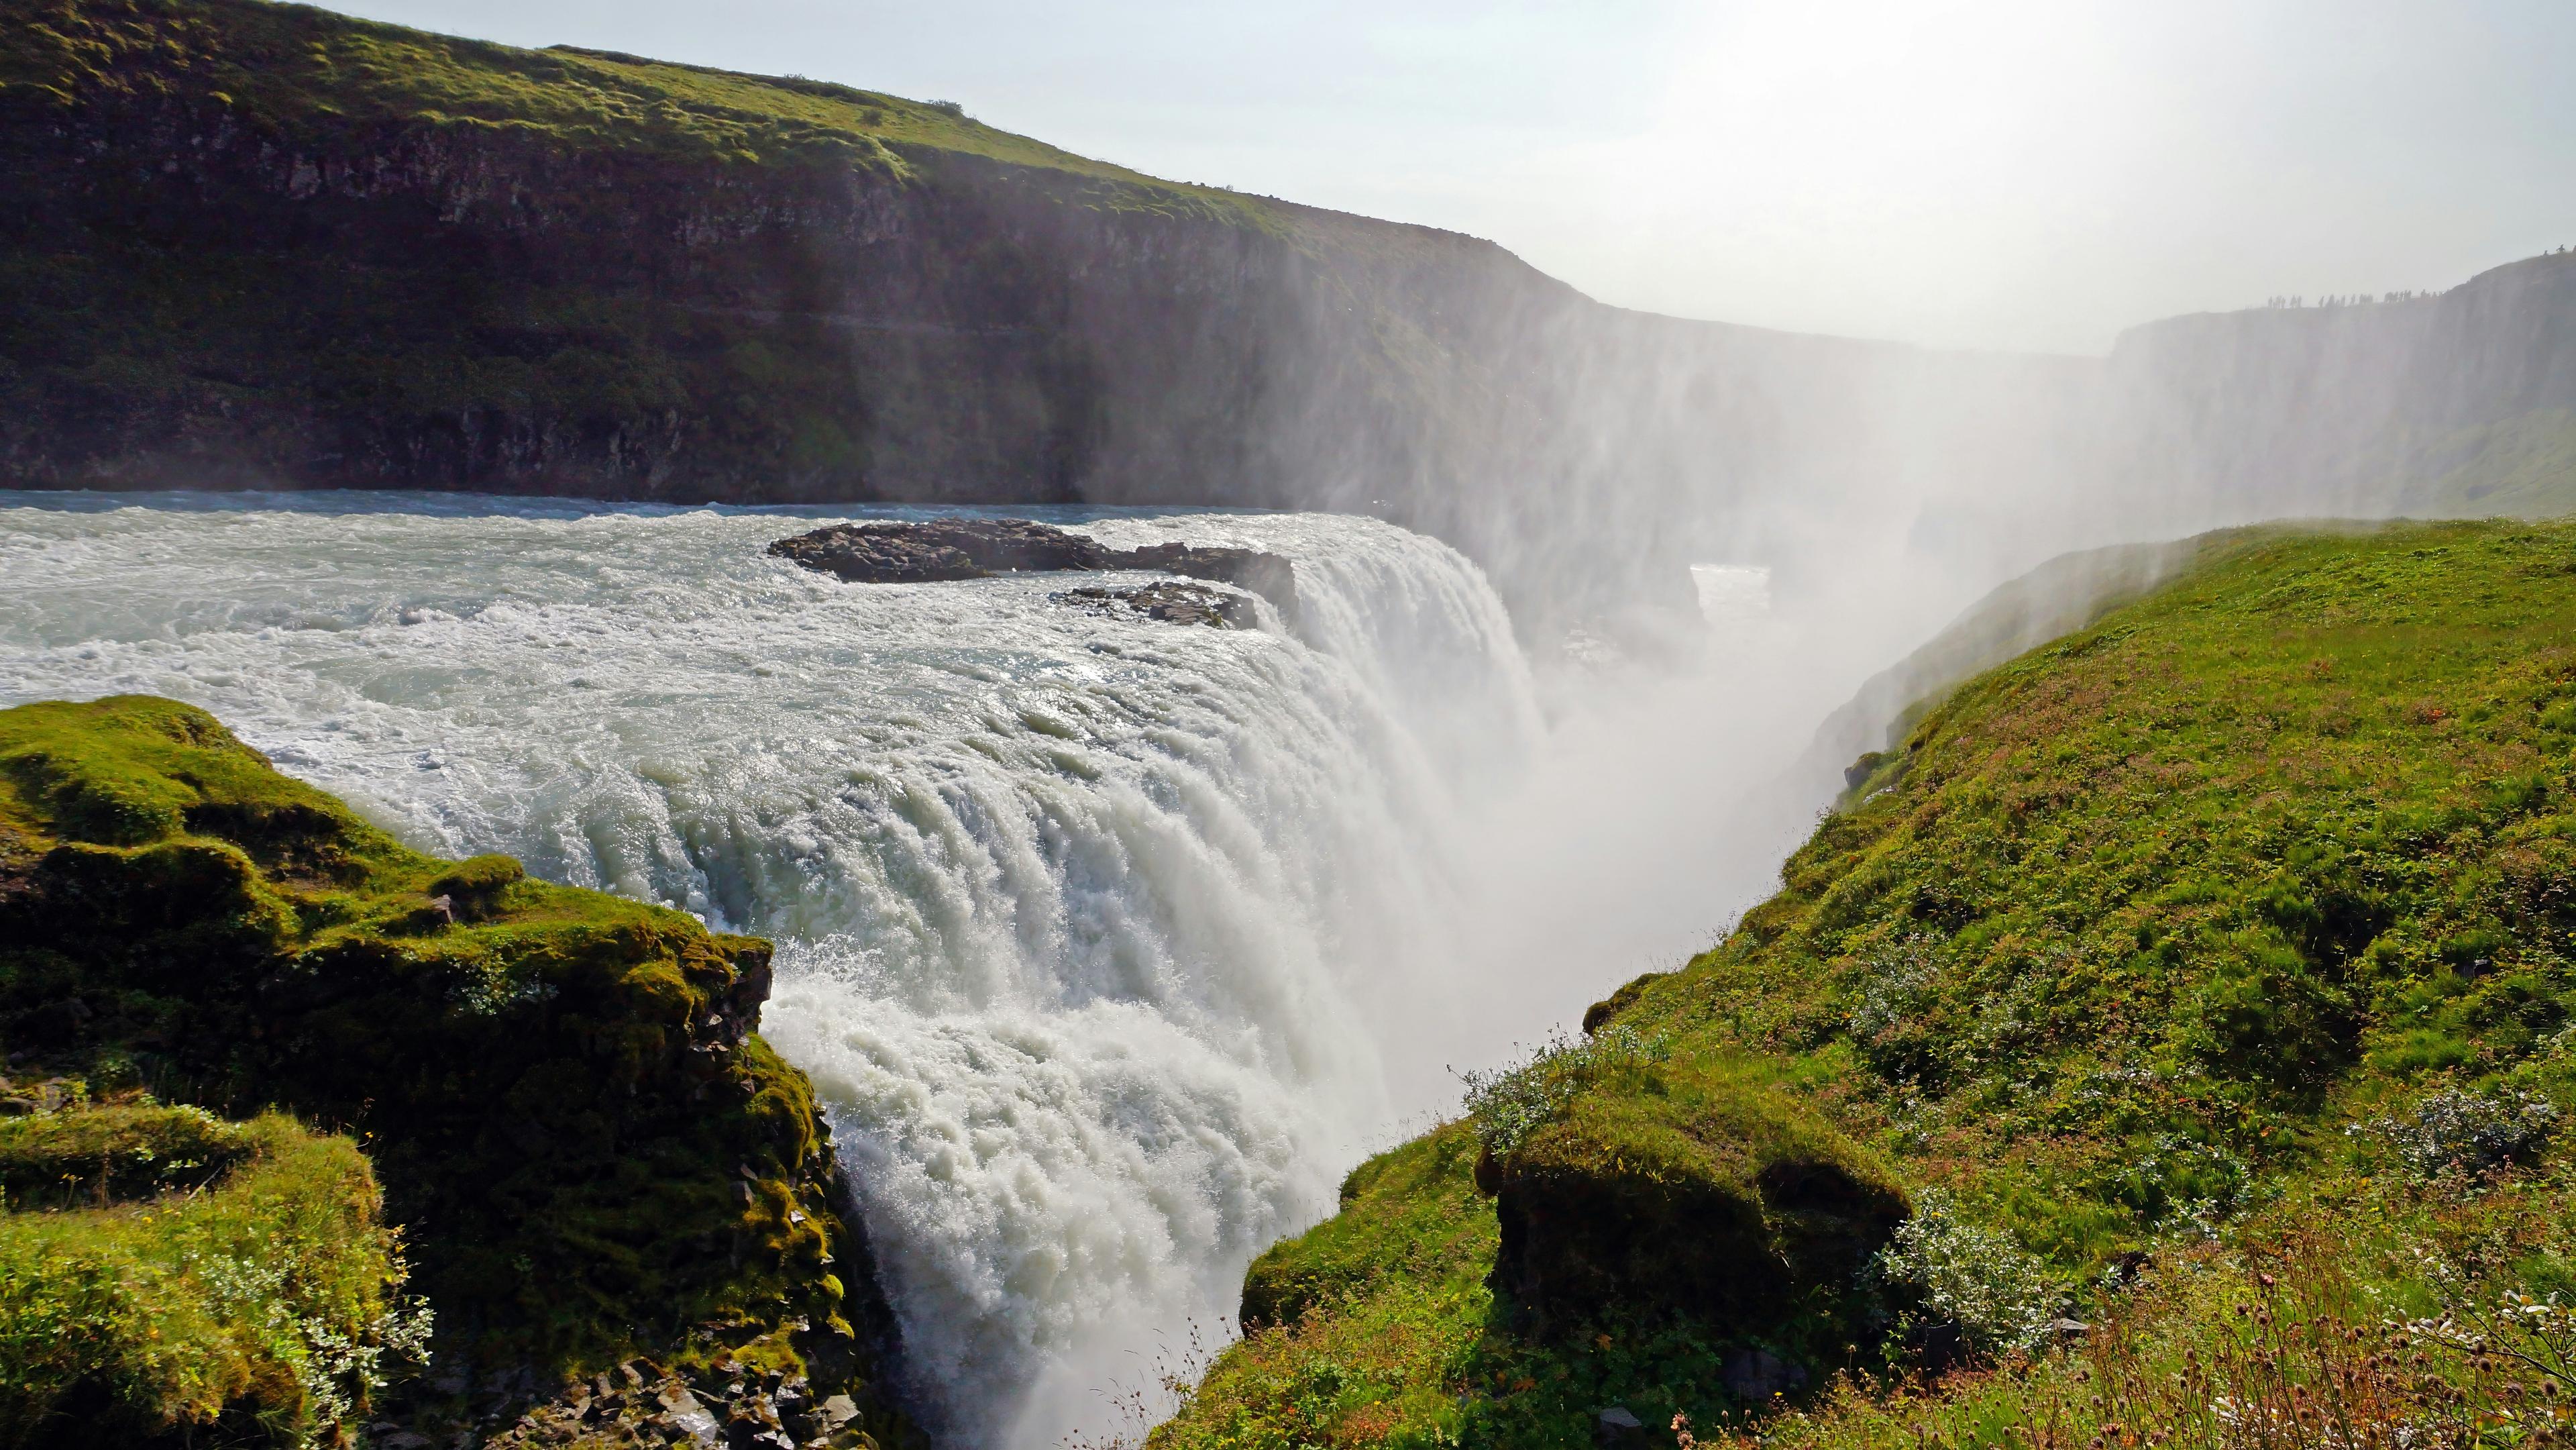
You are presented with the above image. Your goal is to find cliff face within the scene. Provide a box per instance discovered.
[0,0,2066,625]
[2097,254,2576,525]
[7,0,2574,633]
[0,0,1580,521]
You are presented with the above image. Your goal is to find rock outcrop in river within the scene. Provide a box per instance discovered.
[768,518,1298,621]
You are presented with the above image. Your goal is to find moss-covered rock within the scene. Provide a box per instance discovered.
[0,696,911,1441]
[1482,1061,1907,1341]
[1238,1124,1493,1335]
[0,1100,259,1208]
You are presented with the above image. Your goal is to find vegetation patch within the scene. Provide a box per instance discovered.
[0,1103,419,1448]
[1157,520,2576,1448]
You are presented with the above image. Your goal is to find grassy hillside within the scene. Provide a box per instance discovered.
[1159,520,2576,1449]
[0,696,909,1444]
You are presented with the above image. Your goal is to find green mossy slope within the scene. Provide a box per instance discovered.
[0,1104,410,1446]
[0,695,907,1440]
[1160,520,2576,1449]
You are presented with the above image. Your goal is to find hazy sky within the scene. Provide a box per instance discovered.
[321,0,2576,354]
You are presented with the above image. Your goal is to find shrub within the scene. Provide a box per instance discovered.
[1458,1027,1668,1155]
[1873,1189,2063,1359]
[2355,1086,2561,1177]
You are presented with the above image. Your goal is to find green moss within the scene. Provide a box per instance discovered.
[1240,1124,1497,1334]
[0,696,904,1436]
[0,1106,413,1447]
[0,1101,257,1210]
[427,852,522,914]
[1165,519,2576,1448]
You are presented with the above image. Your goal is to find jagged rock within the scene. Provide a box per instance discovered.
[656,1383,724,1447]
[1057,581,1258,628]
[769,519,1300,620]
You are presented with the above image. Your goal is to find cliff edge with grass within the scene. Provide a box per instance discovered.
[1159,519,2576,1449]
[0,694,910,1447]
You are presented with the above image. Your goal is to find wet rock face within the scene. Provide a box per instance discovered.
[1057,580,1258,628]
[769,518,1300,620]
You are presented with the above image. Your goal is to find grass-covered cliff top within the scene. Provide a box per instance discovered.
[0,695,909,1443]
[1161,519,2576,1449]
[3,0,1275,225]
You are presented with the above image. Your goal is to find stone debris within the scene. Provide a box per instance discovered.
[1719,1347,1809,1400]
[480,1359,886,1450]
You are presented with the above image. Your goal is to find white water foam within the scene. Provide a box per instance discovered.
[0,493,1544,1446]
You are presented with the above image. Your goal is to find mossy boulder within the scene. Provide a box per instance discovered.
[425,852,524,921]
[0,696,908,1438]
[1480,1061,1907,1340]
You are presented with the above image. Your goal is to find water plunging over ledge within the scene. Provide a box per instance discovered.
[0,492,1550,1446]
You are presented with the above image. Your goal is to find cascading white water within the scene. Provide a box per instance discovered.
[0,493,1546,1447]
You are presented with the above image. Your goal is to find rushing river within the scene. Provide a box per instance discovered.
[0,492,1561,1445]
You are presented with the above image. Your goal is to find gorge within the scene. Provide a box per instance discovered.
[7,3,2576,1448]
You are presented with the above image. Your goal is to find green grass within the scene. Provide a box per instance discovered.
[0,695,906,1437]
[0,1104,415,1447]
[1157,520,2576,1449]
[2394,409,2576,520]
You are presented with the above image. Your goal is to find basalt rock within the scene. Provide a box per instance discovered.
[1055,580,1257,629]
[769,518,1300,620]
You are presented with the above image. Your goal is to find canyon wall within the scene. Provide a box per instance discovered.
[6,0,2574,627]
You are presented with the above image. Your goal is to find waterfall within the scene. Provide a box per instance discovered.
[0,493,1544,1446]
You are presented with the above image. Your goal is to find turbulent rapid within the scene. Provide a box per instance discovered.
[0,493,1550,1446]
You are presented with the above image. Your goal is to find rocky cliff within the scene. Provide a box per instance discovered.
[0,694,912,1445]
[2096,253,2576,525]
[0,0,2107,626]
[6,0,2574,631]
